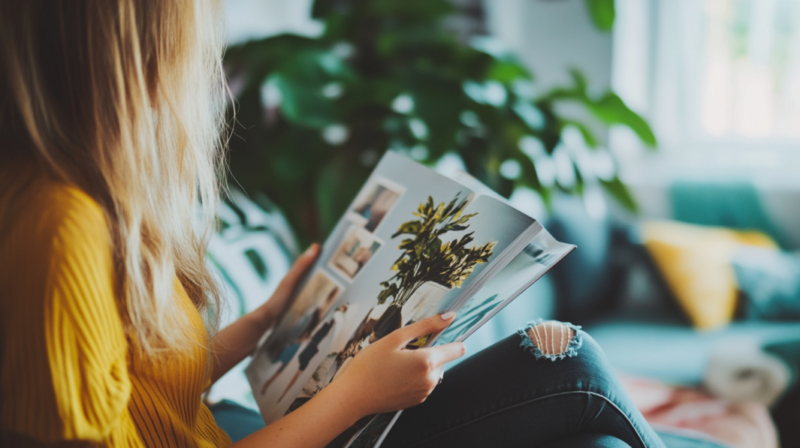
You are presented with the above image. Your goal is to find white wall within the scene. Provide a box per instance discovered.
[224,0,321,45]
[484,0,613,94]
[485,0,615,146]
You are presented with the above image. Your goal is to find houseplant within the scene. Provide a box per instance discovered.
[372,194,495,341]
[224,0,655,244]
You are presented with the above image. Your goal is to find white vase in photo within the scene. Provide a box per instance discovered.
[401,281,450,325]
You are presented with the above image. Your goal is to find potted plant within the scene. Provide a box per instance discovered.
[224,0,655,244]
[371,194,496,340]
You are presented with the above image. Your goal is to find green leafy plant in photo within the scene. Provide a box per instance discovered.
[224,0,655,244]
[377,195,495,307]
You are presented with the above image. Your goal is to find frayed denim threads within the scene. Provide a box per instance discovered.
[518,318,583,361]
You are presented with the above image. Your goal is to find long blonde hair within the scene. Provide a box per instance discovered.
[0,1,227,354]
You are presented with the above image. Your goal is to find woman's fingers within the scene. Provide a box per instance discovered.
[335,312,465,416]
[421,342,466,370]
[389,312,456,348]
[271,244,320,301]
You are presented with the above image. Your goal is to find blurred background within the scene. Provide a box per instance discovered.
[208,1,800,447]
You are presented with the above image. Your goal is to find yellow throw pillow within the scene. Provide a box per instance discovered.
[642,221,777,330]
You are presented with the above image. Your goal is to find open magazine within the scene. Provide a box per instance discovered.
[245,152,575,447]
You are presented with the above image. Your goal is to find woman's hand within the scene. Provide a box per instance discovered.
[210,244,320,383]
[332,312,466,417]
[234,312,465,448]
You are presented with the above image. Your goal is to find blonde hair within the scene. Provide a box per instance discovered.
[0,1,227,354]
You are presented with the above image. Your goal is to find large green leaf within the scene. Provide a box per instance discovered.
[560,119,599,148]
[270,50,356,129]
[407,74,464,158]
[569,68,588,94]
[538,69,657,148]
[585,93,657,147]
[599,176,638,213]
[487,60,531,83]
[585,0,616,32]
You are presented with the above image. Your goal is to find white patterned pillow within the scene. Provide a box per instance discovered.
[206,189,298,409]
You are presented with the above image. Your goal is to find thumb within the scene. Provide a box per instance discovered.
[390,311,455,347]
[421,342,466,369]
[272,244,320,300]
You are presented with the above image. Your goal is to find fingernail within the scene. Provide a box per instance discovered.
[441,311,455,320]
[304,244,317,256]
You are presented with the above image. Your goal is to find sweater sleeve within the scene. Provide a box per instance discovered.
[0,185,132,443]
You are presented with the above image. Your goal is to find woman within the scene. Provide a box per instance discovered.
[0,1,668,447]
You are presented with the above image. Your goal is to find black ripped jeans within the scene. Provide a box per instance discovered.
[382,323,667,448]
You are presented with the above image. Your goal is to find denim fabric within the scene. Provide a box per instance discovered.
[207,399,265,442]
[540,433,633,448]
[382,329,667,448]
[655,429,731,448]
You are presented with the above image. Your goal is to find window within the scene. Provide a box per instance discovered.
[700,0,800,140]
[613,0,800,160]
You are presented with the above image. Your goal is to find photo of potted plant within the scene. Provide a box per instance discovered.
[371,194,496,342]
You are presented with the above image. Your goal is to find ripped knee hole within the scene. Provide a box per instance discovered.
[518,319,582,361]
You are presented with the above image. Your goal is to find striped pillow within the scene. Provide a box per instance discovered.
[206,189,298,409]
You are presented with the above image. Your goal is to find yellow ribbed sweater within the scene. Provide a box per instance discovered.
[0,159,232,447]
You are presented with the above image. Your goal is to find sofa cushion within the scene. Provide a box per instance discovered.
[642,221,777,330]
[670,180,787,249]
[586,320,800,386]
[545,196,630,323]
[732,246,800,321]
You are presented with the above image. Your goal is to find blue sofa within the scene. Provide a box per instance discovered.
[466,187,800,447]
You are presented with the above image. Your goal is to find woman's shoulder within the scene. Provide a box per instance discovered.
[0,157,114,306]
[0,158,108,246]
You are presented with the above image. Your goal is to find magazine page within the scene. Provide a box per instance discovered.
[449,170,507,201]
[245,152,473,423]
[433,227,574,345]
[245,152,538,443]
[335,195,542,448]
[394,195,541,338]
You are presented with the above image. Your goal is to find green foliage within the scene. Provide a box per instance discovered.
[541,70,657,147]
[377,195,496,307]
[585,0,616,32]
[599,177,638,214]
[224,0,656,243]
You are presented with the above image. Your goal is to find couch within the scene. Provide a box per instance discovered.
[465,186,800,448]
